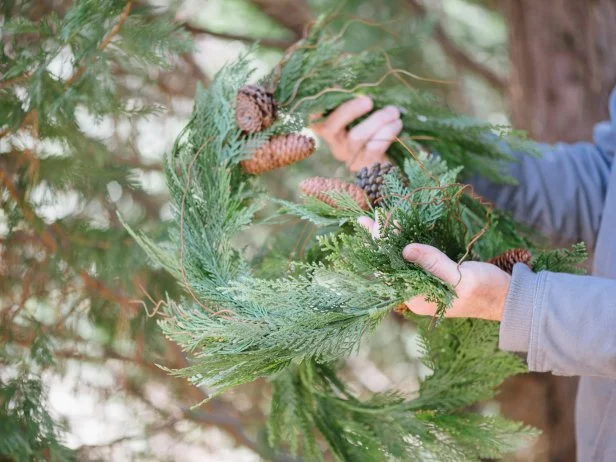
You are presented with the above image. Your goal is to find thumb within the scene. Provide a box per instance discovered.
[403,243,461,285]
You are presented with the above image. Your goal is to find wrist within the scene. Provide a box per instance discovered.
[484,271,511,322]
[495,273,512,321]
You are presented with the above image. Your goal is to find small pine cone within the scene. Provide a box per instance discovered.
[241,134,315,174]
[299,177,370,210]
[235,85,277,133]
[355,162,395,207]
[487,248,532,274]
[393,303,409,314]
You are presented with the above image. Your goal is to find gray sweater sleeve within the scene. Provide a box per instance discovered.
[483,88,616,377]
[470,88,616,248]
[500,264,616,377]
[470,140,613,249]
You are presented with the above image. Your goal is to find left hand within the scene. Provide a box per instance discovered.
[358,216,511,321]
[311,96,403,172]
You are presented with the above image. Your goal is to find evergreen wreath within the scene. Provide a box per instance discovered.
[128,17,588,461]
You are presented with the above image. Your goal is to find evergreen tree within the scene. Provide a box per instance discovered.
[0,1,228,460]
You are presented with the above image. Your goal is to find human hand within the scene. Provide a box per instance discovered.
[357,216,511,322]
[311,96,403,172]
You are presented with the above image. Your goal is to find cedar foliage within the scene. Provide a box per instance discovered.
[129,17,588,461]
[1,1,191,459]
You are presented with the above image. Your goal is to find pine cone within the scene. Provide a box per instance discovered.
[235,85,277,133]
[487,248,532,274]
[393,303,409,314]
[356,162,395,207]
[299,177,370,210]
[241,134,315,174]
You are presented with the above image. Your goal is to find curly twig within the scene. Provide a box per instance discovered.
[67,1,133,85]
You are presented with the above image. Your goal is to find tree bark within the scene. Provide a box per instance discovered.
[499,1,616,461]
[505,0,616,143]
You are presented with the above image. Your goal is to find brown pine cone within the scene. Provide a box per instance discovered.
[299,177,370,210]
[241,134,315,174]
[487,248,532,274]
[235,85,277,133]
[356,162,395,207]
[393,303,409,314]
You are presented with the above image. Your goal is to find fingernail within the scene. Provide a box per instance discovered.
[385,105,400,117]
[359,96,373,110]
[403,244,419,262]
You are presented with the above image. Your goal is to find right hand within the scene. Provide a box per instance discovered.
[357,216,511,322]
[311,96,403,172]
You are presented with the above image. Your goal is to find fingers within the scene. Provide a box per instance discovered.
[403,244,461,285]
[346,107,401,171]
[312,98,404,173]
[404,296,437,316]
[347,106,400,154]
[357,216,375,232]
[357,216,380,239]
[364,119,403,159]
[358,210,403,240]
[318,96,373,137]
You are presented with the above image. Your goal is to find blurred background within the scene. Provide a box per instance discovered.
[2,0,615,460]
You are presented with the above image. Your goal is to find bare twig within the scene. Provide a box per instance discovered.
[121,380,298,462]
[0,73,32,90]
[180,53,209,85]
[67,1,133,85]
[287,66,454,112]
[0,169,57,252]
[74,419,179,453]
[114,156,162,171]
[182,23,294,49]
[79,271,141,315]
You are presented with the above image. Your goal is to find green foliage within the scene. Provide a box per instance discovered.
[1,1,192,459]
[0,336,72,462]
[129,16,586,462]
[0,376,73,462]
[266,358,537,462]
[266,16,536,184]
[532,242,588,274]
[1,0,190,157]
[413,318,526,411]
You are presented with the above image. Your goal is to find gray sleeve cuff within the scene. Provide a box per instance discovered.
[498,263,542,353]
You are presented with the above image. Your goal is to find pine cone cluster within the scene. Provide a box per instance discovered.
[299,177,370,210]
[235,85,316,174]
[487,248,532,274]
[241,134,316,174]
[356,162,395,207]
[235,85,277,133]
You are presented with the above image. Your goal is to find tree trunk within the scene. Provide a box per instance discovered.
[500,1,616,461]
[505,0,616,143]
[248,0,312,38]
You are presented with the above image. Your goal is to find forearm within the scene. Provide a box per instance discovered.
[500,264,616,378]
[469,142,611,249]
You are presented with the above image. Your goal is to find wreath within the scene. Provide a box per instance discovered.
[128,18,587,461]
